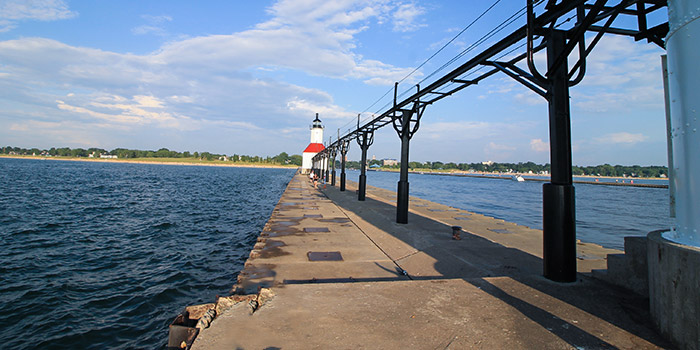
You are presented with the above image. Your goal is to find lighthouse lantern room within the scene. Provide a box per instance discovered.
[301,113,325,174]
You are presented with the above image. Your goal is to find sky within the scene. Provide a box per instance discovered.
[0,0,669,166]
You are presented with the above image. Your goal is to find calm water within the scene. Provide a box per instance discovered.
[348,169,672,250]
[0,158,295,349]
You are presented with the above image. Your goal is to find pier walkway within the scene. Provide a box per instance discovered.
[192,173,669,349]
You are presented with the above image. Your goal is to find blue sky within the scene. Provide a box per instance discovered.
[0,0,668,165]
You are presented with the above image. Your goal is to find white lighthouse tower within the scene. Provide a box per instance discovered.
[301,113,325,174]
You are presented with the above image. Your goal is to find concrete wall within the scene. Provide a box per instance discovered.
[301,152,313,174]
[647,230,700,350]
[592,236,649,297]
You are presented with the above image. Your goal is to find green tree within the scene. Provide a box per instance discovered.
[289,154,303,166]
[273,152,289,164]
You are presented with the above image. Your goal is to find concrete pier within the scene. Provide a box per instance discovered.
[191,173,670,349]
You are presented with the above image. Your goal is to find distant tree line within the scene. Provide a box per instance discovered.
[342,159,667,178]
[1,146,303,166]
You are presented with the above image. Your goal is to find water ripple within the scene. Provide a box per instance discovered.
[0,158,294,349]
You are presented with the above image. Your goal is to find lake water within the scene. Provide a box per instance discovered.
[0,158,295,349]
[1,158,672,349]
[347,169,672,250]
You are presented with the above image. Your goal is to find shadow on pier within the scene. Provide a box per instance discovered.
[318,181,670,349]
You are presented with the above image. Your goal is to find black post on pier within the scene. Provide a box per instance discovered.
[396,111,411,224]
[396,110,412,224]
[340,139,349,191]
[542,29,575,282]
[356,129,374,201]
[314,157,319,179]
[392,83,424,224]
[316,157,321,179]
[330,148,337,186]
[324,153,329,183]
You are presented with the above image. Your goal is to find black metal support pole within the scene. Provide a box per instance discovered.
[396,110,411,224]
[340,146,347,191]
[358,132,369,201]
[331,152,336,186]
[543,29,576,283]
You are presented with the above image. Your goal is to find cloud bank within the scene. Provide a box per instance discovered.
[0,0,426,154]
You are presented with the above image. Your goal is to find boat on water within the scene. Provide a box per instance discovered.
[512,175,525,182]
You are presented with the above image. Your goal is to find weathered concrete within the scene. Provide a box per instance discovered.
[593,236,650,297]
[648,230,700,350]
[191,173,671,349]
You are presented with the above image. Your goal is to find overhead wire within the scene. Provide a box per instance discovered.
[343,0,549,142]
[357,0,506,117]
[388,0,546,113]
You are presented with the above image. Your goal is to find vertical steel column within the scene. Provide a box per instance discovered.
[340,141,348,191]
[358,131,369,201]
[324,154,329,183]
[543,29,576,283]
[331,150,336,186]
[396,109,412,224]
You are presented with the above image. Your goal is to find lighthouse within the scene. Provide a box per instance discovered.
[301,113,325,174]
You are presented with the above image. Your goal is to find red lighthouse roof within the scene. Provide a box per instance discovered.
[303,143,325,153]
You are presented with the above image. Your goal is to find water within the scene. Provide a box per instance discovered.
[0,158,295,349]
[350,170,672,250]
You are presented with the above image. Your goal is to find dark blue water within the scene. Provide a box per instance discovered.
[350,169,672,250]
[0,158,295,349]
[474,173,668,186]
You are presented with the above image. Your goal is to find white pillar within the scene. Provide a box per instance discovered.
[665,0,700,247]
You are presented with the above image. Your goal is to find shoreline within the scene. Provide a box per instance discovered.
[365,168,669,188]
[0,155,297,169]
[370,168,667,181]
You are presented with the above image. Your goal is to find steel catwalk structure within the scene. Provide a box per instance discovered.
[313,0,668,282]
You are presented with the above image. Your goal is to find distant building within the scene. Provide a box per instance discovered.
[382,159,398,166]
[100,154,118,159]
[301,113,325,174]
[482,161,494,166]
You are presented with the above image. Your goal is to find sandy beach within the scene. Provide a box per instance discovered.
[0,155,297,170]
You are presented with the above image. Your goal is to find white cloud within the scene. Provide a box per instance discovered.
[594,132,648,144]
[0,19,16,32]
[392,3,425,32]
[0,0,75,20]
[530,138,549,152]
[487,142,515,151]
[573,35,664,113]
[286,97,356,120]
[132,15,172,36]
[0,0,434,154]
[57,94,191,128]
[0,0,75,31]
[1,0,472,156]
[422,121,495,140]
